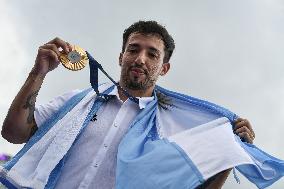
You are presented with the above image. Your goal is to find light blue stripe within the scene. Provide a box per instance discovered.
[0,177,18,189]
[167,140,205,183]
[236,136,284,189]
[156,85,238,123]
[4,88,93,171]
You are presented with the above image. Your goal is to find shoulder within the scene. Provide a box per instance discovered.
[155,85,237,122]
[34,88,87,127]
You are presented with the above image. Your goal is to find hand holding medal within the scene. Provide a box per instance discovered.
[36,37,138,103]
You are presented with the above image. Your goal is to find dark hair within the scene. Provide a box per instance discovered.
[122,20,175,63]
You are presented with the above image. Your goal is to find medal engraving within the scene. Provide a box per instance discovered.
[68,51,81,63]
[59,45,88,71]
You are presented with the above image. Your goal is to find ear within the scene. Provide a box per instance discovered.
[119,53,123,66]
[160,63,170,76]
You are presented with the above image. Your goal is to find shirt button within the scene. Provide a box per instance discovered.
[104,144,108,148]
[114,123,118,127]
[94,163,98,167]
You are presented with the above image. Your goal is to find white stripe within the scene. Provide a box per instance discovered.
[0,166,44,189]
[5,83,112,188]
[168,117,254,180]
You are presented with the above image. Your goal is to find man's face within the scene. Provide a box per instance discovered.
[119,33,170,91]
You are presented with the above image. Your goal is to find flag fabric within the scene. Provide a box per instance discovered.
[1,53,284,189]
[0,83,284,189]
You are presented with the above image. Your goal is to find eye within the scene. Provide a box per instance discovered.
[148,52,158,59]
[127,48,138,54]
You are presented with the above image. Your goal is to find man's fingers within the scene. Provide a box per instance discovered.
[39,44,61,57]
[234,118,249,129]
[235,126,254,139]
[234,117,256,144]
[47,37,70,54]
[238,132,253,144]
[234,118,255,138]
[235,125,250,134]
[66,42,73,52]
[38,48,59,63]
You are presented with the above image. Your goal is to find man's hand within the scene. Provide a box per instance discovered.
[234,118,255,144]
[33,37,72,75]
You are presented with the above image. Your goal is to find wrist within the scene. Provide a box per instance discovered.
[29,67,47,81]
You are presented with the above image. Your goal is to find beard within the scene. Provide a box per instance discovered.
[120,63,157,90]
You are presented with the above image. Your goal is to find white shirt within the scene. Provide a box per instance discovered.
[34,85,252,189]
[34,86,154,189]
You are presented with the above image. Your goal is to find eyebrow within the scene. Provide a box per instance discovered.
[128,43,140,48]
[128,43,160,54]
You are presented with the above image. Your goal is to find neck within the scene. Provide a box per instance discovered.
[118,84,154,102]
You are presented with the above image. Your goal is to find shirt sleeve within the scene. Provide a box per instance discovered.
[34,89,83,128]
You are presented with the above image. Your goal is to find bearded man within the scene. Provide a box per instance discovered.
[1,21,283,189]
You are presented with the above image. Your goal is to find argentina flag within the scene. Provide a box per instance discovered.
[1,54,284,188]
[115,85,284,189]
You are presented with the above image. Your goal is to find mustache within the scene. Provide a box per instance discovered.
[128,64,148,74]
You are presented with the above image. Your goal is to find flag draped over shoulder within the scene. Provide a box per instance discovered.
[1,53,284,189]
[0,83,283,189]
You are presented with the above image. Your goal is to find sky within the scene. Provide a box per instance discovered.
[0,0,284,188]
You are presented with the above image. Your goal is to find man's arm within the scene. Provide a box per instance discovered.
[1,37,71,144]
[196,169,231,189]
[1,70,45,144]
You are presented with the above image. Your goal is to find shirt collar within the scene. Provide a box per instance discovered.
[108,86,154,109]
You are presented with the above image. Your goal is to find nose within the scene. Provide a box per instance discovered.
[134,51,147,65]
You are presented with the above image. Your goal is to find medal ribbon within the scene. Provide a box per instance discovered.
[86,51,139,104]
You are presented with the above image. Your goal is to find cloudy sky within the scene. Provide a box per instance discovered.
[1,0,284,188]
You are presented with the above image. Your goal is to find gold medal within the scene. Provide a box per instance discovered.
[59,45,88,71]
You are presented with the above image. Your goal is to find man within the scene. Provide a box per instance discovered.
[1,21,261,189]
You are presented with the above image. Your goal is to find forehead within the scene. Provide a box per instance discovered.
[126,33,165,51]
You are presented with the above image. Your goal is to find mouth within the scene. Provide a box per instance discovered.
[129,67,146,76]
